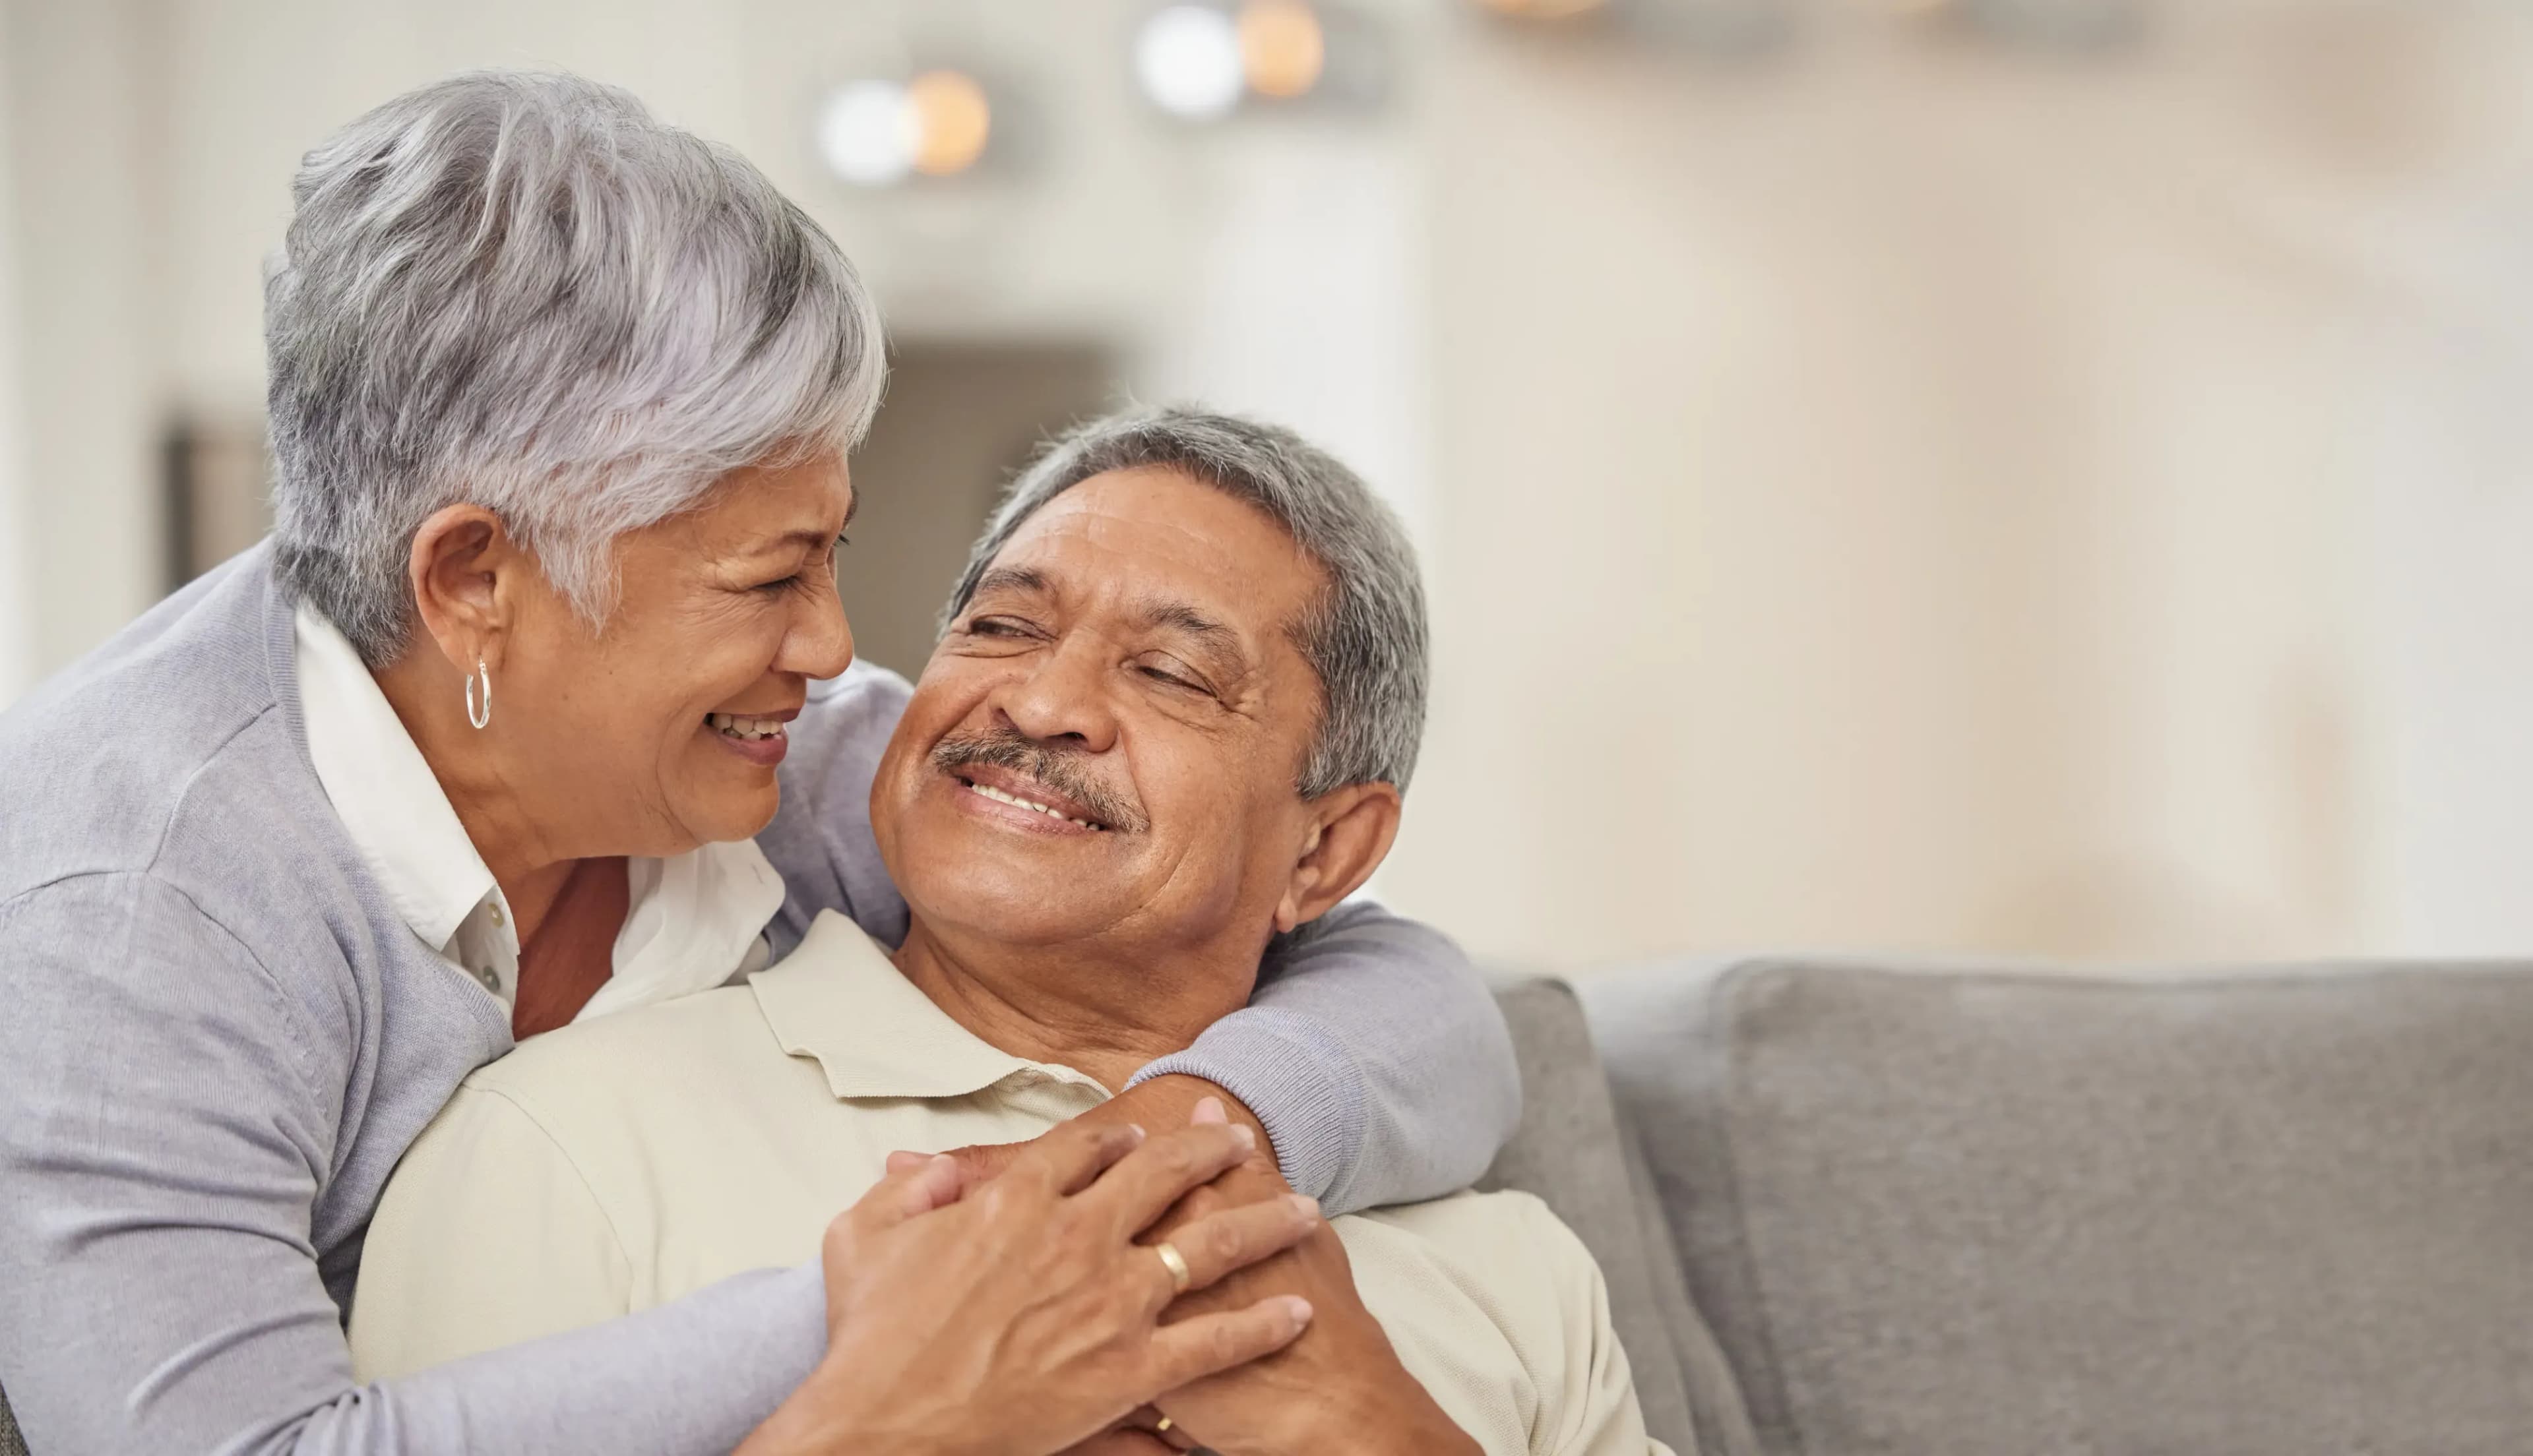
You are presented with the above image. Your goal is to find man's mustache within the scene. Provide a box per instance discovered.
[930,725,1151,834]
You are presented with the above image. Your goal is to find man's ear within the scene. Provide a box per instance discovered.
[1272,781,1404,934]
[405,503,525,674]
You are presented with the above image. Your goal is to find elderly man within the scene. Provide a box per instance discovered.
[348,409,1662,1455]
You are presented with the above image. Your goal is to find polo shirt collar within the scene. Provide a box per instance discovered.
[751,911,1108,1102]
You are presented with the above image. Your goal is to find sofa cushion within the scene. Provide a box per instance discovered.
[1584,957,2533,1456]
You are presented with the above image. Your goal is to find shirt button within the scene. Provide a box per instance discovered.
[487,904,506,928]
[478,966,501,991]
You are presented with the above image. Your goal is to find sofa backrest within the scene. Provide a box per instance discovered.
[1480,975,1759,1456]
[1583,956,2533,1456]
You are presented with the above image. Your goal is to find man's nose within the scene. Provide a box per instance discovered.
[994,634,1118,754]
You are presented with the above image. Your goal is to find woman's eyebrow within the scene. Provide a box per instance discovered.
[745,528,845,557]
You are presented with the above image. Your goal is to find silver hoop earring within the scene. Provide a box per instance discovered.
[464,659,492,731]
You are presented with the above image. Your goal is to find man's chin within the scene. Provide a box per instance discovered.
[904,887,1113,950]
[897,838,1125,943]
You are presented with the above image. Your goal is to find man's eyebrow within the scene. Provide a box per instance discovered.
[970,565,1051,599]
[1137,599,1250,675]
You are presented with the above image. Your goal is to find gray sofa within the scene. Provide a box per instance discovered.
[1489,957,2533,1456]
[10,957,2533,1455]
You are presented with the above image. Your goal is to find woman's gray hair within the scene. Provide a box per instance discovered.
[266,70,887,663]
[945,407,1430,797]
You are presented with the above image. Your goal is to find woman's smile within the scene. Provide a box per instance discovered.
[706,708,797,768]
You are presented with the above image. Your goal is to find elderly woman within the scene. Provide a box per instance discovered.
[0,72,1518,1456]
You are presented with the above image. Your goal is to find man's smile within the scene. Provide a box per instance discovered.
[949,761,1115,834]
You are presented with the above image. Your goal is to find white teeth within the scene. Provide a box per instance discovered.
[710,713,785,741]
[964,779,1101,830]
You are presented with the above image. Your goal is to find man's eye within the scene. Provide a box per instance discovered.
[966,617,1030,638]
[1140,664,1209,695]
[753,574,804,595]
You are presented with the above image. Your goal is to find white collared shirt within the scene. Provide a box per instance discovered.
[293,604,784,1024]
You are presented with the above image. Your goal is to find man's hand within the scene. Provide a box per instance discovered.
[1146,1217,1476,1455]
[1137,1120,1478,1455]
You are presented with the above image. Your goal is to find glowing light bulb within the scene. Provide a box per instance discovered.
[817,80,918,187]
[1136,5,1245,119]
[908,70,991,175]
[1239,1,1326,99]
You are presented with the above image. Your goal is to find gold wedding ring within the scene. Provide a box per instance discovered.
[1154,1416,1175,1435]
[1153,1240,1193,1294]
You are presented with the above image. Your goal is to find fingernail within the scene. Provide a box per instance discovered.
[1232,1124,1257,1151]
[1193,1096,1227,1124]
[1288,1194,1321,1221]
[1284,1296,1314,1327]
[1125,1122,1147,1143]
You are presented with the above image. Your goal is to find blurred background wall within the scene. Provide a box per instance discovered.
[3,0,2530,973]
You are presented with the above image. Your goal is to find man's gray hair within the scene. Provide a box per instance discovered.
[945,407,1429,797]
[266,70,887,663]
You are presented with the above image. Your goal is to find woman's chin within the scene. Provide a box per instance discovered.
[677,767,784,845]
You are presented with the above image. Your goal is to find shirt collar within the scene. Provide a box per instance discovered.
[751,911,1110,1102]
[580,845,786,1018]
[295,602,501,955]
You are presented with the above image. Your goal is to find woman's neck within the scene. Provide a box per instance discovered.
[372,652,575,942]
[889,919,1255,1093]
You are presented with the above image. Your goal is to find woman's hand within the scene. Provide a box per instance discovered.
[932,1074,1271,1187]
[739,1113,1322,1456]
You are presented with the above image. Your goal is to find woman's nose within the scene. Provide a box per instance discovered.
[784,592,856,681]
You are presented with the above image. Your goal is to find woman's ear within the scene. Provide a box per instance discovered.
[1272,781,1405,934]
[405,504,522,673]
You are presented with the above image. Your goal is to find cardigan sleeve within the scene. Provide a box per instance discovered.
[759,663,1524,1215]
[0,872,827,1456]
[1133,902,1523,1215]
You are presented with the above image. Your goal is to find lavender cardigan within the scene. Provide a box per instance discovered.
[0,544,1520,1456]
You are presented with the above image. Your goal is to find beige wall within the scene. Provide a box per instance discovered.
[3,0,167,685]
[0,0,26,700]
[7,0,2533,966]
[1390,5,2533,969]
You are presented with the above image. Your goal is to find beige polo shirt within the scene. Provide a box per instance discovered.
[349,911,1668,1456]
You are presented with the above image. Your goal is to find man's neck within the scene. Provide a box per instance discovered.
[889,919,1261,1092]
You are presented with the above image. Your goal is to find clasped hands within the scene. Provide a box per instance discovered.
[740,1074,1475,1456]
[939,1077,1478,1456]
